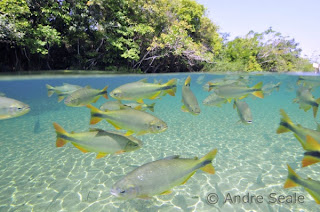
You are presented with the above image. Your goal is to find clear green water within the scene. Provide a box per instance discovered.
[0,73,319,212]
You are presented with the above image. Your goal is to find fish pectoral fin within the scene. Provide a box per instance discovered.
[180,172,196,185]
[73,144,89,153]
[305,188,320,204]
[96,152,108,159]
[107,120,122,130]
[92,96,100,103]
[181,105,189,112]
[124,131,135,136]
[160,190,172,195]
[302,155,320,167]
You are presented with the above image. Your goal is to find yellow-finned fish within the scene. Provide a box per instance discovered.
[262,82,281,96]
[214,82,264,102]
[284,164,320,204]
[277,109,320,151]
[123,102,155,112]
[100,101,155,112]
[0,97,30,120]
[203,93,227,107]
[110,78,177,103]
[297,76,320,88]
[100,101,124,111]
[111,149,217,199]
[87,105,167,136]
[181,76,200,115]
[293,87,320,118]
[64,86,108,107]
[233,99,252,124]
[46,83,82,102]
[203,79,246,92]
[53,123,142,158]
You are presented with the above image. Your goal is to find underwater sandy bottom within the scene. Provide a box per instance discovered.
[0,75,320,212]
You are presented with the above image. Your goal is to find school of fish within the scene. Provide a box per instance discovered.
[2,73,320,204]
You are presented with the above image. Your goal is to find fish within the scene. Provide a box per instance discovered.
[202,93,228,107]
[196,75,205,85]
[110,149,217,199]
[284,164,320,204]
[87,105,167,136]
[100,101,155,112]
[46,83,82,102]
[100,101,124,111]
[297,76,320,88]
[293,87,320,118]
[303,150,320,167]
[233,99,252,124]
[53,122,142,158]
[0,96,30,120]
[202,79,246,92]
[276,109,320,151]
[213,82,264,101]
[262,82,281,96]
[64,86,108,107]
[110,78,177,103]
[0,92,5,97]
[123,102,155,112]
[181,76,200,115]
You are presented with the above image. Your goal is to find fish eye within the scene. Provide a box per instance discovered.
[120,190,125,194]
[156,125,162,129]
[17,107,22,111]
[247,121,252,124]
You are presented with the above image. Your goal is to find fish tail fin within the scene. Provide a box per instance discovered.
[199,149,218,174]
[233,100,237,109]
[53,122,69,147]
[207,82,214,92]
[184,76,191,86]
[101,86,109,99]
[46,84,54,97]
[313,98,320,118]
[276,109,294,134]
[164,78,177,96]
[284,164,300,188]
[302,153,320,167]
[252,82,264,98]
[57,93,65,102]
[148,103,155,112]
[87,104,103,125]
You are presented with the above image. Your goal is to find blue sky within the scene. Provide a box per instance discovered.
[196,0,320,61]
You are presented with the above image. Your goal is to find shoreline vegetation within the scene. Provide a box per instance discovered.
[0,0,314,73]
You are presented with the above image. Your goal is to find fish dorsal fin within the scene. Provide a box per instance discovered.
[163,155,180,160]
[63,83,72,86]
[184,76,191,86]
[139,78,148,83]
[85,85,91,89]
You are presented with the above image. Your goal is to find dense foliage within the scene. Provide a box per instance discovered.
[0,0,313,72]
